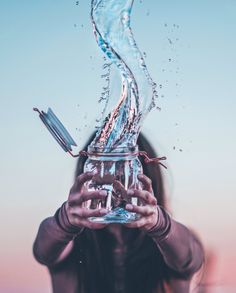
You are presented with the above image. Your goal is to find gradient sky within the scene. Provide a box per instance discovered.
[0,0,236,292]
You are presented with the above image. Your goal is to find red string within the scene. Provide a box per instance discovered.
[138,151,167,169]
[79,150,88,157]
[78,150,167,169]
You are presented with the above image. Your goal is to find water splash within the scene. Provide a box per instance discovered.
[97,57,112,124]
[91,0,158,150]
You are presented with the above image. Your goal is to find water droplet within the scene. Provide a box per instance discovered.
[173,146,176,150]
[168,58,172,62]
[179,149,183,152]
[103,63,112,69]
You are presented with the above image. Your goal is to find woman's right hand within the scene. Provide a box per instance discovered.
[65,172,109,230]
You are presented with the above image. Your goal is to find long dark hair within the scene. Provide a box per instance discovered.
[73,133,169,293]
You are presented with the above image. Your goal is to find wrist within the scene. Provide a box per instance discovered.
[56,202,84,235]
[146,209,159,232]
[147,206,171,242]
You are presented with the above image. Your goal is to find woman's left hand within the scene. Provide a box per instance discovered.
[124,174,159,232]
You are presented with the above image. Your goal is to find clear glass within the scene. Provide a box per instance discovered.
[83,145,143,223]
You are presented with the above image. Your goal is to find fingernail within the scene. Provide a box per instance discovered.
[126,204,133,210]
[87,171,95,176]
[127,190,134,196]
[100,208,108,215]
[99,190,107,196]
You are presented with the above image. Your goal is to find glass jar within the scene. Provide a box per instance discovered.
[83,145,143,223]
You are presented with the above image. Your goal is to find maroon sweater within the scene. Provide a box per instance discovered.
[33,204,204,293]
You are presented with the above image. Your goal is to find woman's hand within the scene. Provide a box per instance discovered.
[124,174,159,232]
[65,172,109,230]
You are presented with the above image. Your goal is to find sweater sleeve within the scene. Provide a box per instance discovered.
[147,206,204,279]
[33,202,84,266]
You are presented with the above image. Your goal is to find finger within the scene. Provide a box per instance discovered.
[125,204,155,216]
[72,172,95,192]
[123,217,147,229]
[74,218,108,229]
[86,221,109,229]
[127,189,157,205]
[92,174,115,185]
[69,190,107,206]
[137,174,153,193]
[113,180,126,197]
[70,207,108,218]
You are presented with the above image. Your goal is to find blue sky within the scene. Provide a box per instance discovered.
[0,0,236,291]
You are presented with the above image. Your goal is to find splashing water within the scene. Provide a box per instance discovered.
[91,0,158,150]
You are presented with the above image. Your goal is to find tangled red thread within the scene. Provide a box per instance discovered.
[138,151,167,169]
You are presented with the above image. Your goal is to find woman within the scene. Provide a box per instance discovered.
[33,133,204,293]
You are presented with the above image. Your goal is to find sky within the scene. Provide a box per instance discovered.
[0,0,236,292]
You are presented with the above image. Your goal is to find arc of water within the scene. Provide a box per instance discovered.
[91,0,158,149]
